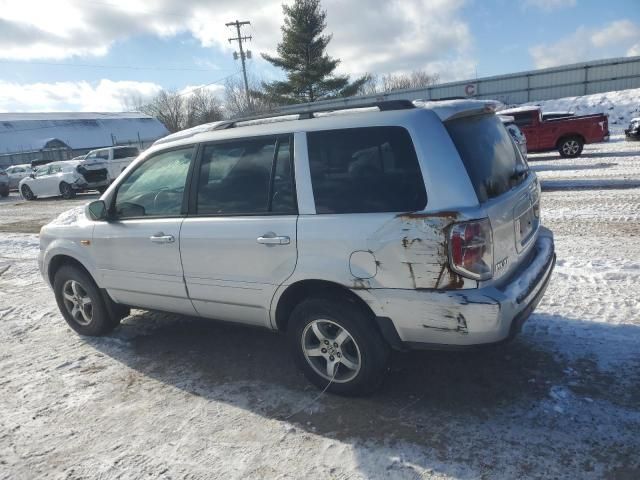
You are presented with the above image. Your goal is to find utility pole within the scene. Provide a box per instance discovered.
[226,20,252,109]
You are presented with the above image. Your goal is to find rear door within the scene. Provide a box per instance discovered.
[179,134,298,327]
[92,146,197,315]
[445,114,539,283]
[35,164,61,196]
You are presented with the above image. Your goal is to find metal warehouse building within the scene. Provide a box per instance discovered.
[276,56,640,113]
[0,112,169,168]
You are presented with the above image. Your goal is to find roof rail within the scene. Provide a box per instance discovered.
[214,99,416,130]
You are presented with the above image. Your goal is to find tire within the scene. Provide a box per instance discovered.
[60,182,75,199]
[0,187,8,197]
[558,136,584,158]
[97,186,107,194]
[53,265,120,336]
[21,185,35,200]
[288,295,390,396]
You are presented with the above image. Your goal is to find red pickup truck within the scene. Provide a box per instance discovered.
[499,106,609,158]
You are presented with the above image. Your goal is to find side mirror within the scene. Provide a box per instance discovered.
[30,173,35,178]
[86,200,108,221]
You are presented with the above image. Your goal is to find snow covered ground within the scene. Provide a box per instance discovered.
[521,87,640,135]
[1,138,639,479]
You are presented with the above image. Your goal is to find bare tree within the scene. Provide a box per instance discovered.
[356,70,440,95]
[225,76,277,118]
[123,88,224,133]
[382,70,440,92]
[185,89,224,128]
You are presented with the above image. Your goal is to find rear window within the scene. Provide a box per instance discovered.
[307,126,426,214]
[114,147,140,159]
[446,114,528,203]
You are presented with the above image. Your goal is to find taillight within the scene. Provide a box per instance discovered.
[448,218,493,280]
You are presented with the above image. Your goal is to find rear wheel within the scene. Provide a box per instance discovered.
[53,265,120,336]
[288,295,390,396]
[558,137,584,158]
[60,182,75,199]
[21,184,35,200]
[0,187,8,197]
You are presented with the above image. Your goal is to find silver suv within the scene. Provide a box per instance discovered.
[39,100,555,395]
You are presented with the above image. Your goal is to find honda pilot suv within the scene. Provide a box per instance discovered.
[39,100,555,395]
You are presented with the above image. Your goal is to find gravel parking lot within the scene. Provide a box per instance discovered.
[1,138,639,479]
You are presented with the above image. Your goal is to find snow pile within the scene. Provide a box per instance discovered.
[521,87,640,134]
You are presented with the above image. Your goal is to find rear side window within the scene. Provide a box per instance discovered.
[196,136,296,215]
[446,114,528,203]
[513,113,533,127]
[307,127,426,214]
[114,147,140,159]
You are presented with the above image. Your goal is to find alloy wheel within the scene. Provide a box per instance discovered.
[62,280,93,326]
[562,140,580,156]
[301,319,362,383]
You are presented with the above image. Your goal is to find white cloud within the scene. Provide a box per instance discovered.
[523,0,576,11]
[0,0,474,79]
[0,79,163,112]
[530,20,640,68]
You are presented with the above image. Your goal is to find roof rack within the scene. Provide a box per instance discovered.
[214,99,416,130]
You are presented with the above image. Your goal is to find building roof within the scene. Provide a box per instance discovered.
[0,112,169,155]
[0,112,155,121]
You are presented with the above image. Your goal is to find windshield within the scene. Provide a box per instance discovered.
[446,114,528,203]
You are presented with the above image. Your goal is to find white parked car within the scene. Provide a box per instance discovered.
[39,100,555,395]
[5,164,33,190]
[83,146,140,182]
[19,159,109,200]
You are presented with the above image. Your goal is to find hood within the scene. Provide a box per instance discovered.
[48,206,86,226]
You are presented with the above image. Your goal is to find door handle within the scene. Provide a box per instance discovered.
[149,233,175,244]
[257,234,290,245]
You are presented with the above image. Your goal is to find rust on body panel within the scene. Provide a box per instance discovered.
[363,211,469,290]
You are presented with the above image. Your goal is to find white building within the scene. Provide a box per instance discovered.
[0,112,169,168]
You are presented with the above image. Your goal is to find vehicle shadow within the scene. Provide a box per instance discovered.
[83,309,640,477]
[529,150,639,161]
[530,162,617,172]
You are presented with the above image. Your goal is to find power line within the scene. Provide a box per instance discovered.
[0,59,228,72]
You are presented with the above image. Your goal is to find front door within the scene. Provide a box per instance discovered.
[180,135,298,327]
[92,146,197,315]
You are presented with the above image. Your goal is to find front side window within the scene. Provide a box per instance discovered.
[114,147,193,218]
[35,166,50,177]
[114,147,140,159]
[196,136,296,215]
[307,127,426,214]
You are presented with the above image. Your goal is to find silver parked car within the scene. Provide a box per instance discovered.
[5,164,33,190]
[500,115,528,160]
[38,100,555,395]
[0,168,9,197]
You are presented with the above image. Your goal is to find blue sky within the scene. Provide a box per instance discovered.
[0,0,638,111]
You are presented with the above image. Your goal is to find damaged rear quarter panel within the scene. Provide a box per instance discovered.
[366,211,477,290]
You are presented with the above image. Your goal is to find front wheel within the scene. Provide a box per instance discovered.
[53,265,120,336]
[288,295,390,396]
[21,184,35,200]
[558,137,584,158]
[60,182,75,199]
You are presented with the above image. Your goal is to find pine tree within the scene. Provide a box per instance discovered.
[261,0,367,103]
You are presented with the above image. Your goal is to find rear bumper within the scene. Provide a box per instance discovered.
[365,229,555,348]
